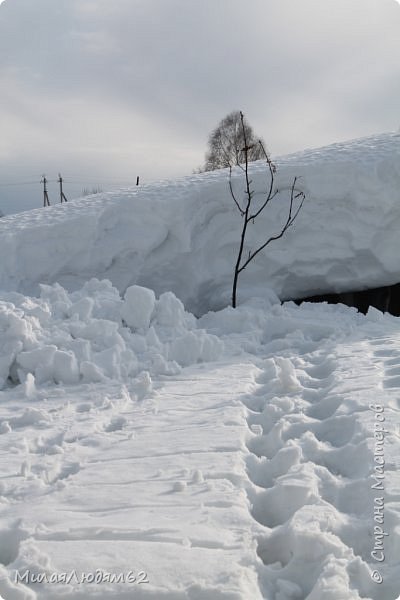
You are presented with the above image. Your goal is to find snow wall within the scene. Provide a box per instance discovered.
[0,132,399,314]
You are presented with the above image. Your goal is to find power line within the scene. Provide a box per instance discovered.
[61,179,138,184]
[0,181,42,187]
[0,177,140,187]
[0,172,141,212]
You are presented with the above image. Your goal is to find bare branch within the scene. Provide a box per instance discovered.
[249,188,279,221]
[240,111,253,215]
[230,111,306,307]
[238,180,305,274]
[228,166,245,215]
[248,140,276,221]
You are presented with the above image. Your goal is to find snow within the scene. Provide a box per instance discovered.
[0,132,399,313]
[0,280,225,391]
[121,285,156,330]
[0,132,400,599]
[0,292,399,598]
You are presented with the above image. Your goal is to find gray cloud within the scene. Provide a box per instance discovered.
[0,0,399,214]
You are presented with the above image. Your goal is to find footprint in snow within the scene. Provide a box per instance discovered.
[43,461,81,485]
[306,394,343,420]
[374,348,399,358]
[76,402,93,413]
[304,358,336,380]
[383,375,400,389]
[104,416,128,432]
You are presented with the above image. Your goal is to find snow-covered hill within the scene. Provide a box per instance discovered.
[0,132,399,314]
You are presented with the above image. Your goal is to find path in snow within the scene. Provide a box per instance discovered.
[0,299,400,599]
[0,362,264,599]
[244,331,400,600]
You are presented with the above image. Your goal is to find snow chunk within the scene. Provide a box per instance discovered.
[17,346,57,382]
[67,296,94,321]
[169,332,202,366]
[154,291,189,327]
[0,421,11,434]
[168,330,222,367]
[121,285,156,330]
[80,361,106,383]
[133,371,153,400]
[23,373,37,399]
[53,350,80,385]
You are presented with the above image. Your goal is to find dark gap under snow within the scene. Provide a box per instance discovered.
[296,282,400,316]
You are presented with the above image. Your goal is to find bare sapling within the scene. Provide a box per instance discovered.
[230,111,305,308]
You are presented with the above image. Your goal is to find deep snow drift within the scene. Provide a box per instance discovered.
[0,132,399,314]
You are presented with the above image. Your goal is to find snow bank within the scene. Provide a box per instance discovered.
[0,132,399,313]
[0,279,224,390]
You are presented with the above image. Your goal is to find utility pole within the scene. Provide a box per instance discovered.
[58,174,68,203]
[41,175,50,207]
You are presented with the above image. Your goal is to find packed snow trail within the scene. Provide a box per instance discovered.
[0,363,264,599]
[201,299,400,599]
[244,326,400,599]
[0,284,400,598]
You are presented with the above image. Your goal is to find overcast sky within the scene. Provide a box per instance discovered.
[1,0,399,214]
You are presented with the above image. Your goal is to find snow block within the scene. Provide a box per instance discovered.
[121,285,156,330]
